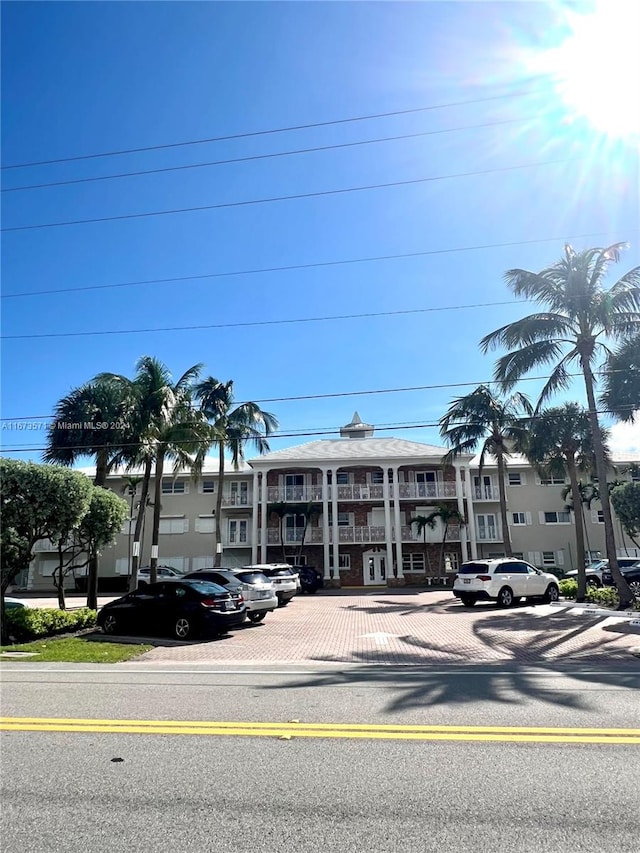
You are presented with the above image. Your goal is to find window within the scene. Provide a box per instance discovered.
[335,472,350,485]
[402,553,426,573]
[195,516,215,534]
[542,511,571,524]
[228,519,248,544]
[162,479,186,494]
[370,470,384,485]
[511,512,527,525]
[329,554,351,569]
[591,509,605,524]
[542,552,556,566]
[38,557,58,577]
[284,474,305,500]
[337,512,351,527]
[444,552,459,572]
[115,558,130,575]
[159,516,188,534]
[192,556,214,571]
[508,472,522,486]
[202,480,215,494]
[228,481,248,505]
[476,514,498,540]
[538,475,566,485]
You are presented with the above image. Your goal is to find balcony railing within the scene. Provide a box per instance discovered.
[221,492,251,507]
[267,486,324,503]
[396,482,458,500]
[264,528,324,544]
[335,484,384,501]
[338,525,387,543]
[473,486,499,501]
[400,524,462,542]
[476,525,502,541]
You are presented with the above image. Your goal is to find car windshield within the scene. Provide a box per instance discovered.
[458,563,490,575]
[262,568,294,577]
[234,571,270,584]
[179,581,229,596]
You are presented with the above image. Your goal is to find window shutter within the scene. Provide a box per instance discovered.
[183,482,190,495]
[556,550,565,566]
[591,509,599,524]
[526,512,532,525]
[183,518,189,533]
[538,511,546,524]
[520,473,527,485]
[349,513,355,527]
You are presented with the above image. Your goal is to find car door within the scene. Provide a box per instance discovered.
[524,564,547,597]
[119,588,157,634]
[503,562,528,597]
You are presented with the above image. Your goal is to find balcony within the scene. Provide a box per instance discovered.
[476,525,502,542]
[337,525,386,544]
[335,484,384,501]
[400,524,462,542]
[267,486,324,503]
[397,482,458,500]
[221,492,251,507]
[264,528,324,545]
[473,486,499,501]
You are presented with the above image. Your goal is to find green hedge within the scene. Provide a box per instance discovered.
[559,578,578,598]
[4,607,97,643]
[558,581,639,610]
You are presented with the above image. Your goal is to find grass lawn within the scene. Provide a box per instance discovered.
[0,637,153,663]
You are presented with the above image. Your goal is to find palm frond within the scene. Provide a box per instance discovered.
[493,340,569,388]
[480,313,573,354]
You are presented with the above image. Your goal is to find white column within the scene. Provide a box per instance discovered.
[455,464,469,562]
[392,467,404,579]
[322,469,331,580]
[382,467,394,581]
[251,470,260,562]
[331,469,340,582]
[260,471,268,562]
[464,467,478,559]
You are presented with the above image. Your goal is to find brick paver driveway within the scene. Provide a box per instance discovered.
[134,590,640,665]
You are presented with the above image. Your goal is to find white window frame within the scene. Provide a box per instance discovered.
[511,512,527,525]
[537,474,567,486]
[335,471,350,485]
[542,551,556,566]
[591,509,605,524]
[159,516,188,534]
[369,470,385,485]
[195,515,216,534]
[228,518,248,544]
[476,513,498,539]
[402,553,426,573]
[115,558,130,575]
[39,557,59,577]
[329,554,351,569]
[508,472,522,486]
[161,479,187,495]
[201,480,216,494]
[444,552,459,572]
[540,510,572,525]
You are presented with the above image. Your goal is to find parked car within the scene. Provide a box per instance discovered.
[97,580,246,640]
[601,561,640,597]
[4,598,31,611]
[296,566,324,594]
[183,568,278,623]
[136,565,184,587]
[453,557,560,608]
[242,564,298,606]
[565,558,639,587]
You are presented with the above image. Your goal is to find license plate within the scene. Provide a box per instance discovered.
[463,579,471,584]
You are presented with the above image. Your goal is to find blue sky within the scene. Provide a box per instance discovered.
[2,1,638,462]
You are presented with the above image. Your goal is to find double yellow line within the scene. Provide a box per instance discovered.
[2,717,640,744]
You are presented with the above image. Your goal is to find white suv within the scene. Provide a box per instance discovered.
[453,558,560,608]
[242,564,299,606]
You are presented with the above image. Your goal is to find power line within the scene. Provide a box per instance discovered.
[0,371,631,422]
[0,406,634,455]
[0,299,531,340]
[0,156,582,233]
[1,117,539,194]
[4,229,632,300]
[1,88,542,171]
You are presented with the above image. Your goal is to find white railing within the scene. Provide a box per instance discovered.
[267,486,324,503]
[264,528,324,545]
[476,525,501,541]
[473,486,499,501]
[335,484,384,501]
[221,492,251,507]
[337,525,386,544]
[400,524,462,542]
[396,482,458,500]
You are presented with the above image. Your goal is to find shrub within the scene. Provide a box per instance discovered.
[559,578,578,599]
[585,587,620,609]
[4,607,97,643]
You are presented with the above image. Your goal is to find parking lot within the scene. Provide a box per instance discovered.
[85,589,640,666]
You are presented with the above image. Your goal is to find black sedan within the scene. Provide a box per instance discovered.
[96,580,246,640]
[601,561,640,599]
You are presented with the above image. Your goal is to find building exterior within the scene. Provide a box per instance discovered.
[17,413,640,592]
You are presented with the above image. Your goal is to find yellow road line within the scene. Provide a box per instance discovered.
[1,717,640,744]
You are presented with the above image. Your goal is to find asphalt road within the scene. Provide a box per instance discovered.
[2,664,639,853]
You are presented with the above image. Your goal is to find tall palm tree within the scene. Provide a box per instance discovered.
[121,476,143,583]
[409,514,437,576]
[562,480,599,564]
[480,243,639,606]
[44,378,133,608]
[600,333,640,422]
[196,378,279,567]
[423,504,465,575]
[439,385,532,557]
[521,403,607,601]
[269,502,289,563]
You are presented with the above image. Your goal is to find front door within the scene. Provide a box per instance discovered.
[364,551,387,585]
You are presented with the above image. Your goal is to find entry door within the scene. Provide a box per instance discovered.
[364,552,387,585]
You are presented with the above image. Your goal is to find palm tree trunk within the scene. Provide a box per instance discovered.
[130,458,152,591]
[567,459,587,602]
[214,443,225,567]
[496,449,513,557]
[55,544,66,611]
[581,362,632,607]
[581,497,592,560]
[149,449,165,584]
[86,448,110,610]
[440,523,448,577]
[423,530,430,578]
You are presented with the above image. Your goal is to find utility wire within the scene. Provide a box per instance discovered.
[0,155,582,233]
[0,371,632,422]
[1,117,540,193]
[5,229,633,300]
[1,88,543,170]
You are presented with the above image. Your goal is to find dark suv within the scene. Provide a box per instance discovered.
[296,566,324,594]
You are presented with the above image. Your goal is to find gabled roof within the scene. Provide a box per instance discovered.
[249,437,458,466]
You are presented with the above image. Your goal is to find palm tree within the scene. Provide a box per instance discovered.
[600,333,640,422]
[196,378,278,567]
[44,378,133,608]
[439,385,532,557]
[121,476,143,583]
[423,504,465,576]
[562,480,599,564]
[521,403,607,601]
[269,502,289,562]
[480,243,639,606]
[409,515,437,577]
[295,501,322,565]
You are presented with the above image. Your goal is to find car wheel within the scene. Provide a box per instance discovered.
[497,587,514,608]
[102,613,118,635]
[459,595,476,607]
[544,584,560,603]
[587,577,601,588]
[628,580,640,600]
[174,617,192,640]
[247,611,266,623]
